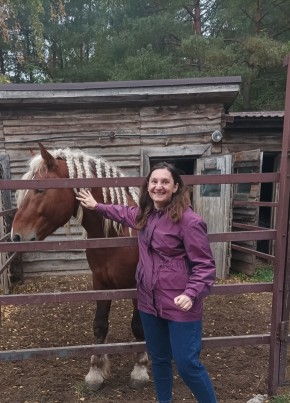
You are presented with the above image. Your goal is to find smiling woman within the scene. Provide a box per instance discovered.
[147,167,179,210]
[77,161,217,403]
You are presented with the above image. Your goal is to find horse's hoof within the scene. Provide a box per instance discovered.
[85,365,104,392]
[129,364,150,389]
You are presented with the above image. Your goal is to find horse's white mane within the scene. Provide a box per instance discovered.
[17,147,139,205]
[56,147,139,205]
[16,147,139,236]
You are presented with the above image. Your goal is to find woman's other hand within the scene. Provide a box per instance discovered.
[76,189,97,210]
[174,294,193,311]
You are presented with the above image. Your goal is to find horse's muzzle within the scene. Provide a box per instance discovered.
[11,234,22,242]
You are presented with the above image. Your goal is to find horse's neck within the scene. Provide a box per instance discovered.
[80,207,107,238]
[75,187,136,238]
[71,187,102,235]
[78,201,135,239]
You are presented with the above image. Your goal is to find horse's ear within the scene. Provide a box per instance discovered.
[38,143,57,170]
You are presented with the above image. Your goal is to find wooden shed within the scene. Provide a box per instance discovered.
[1,77,282,279]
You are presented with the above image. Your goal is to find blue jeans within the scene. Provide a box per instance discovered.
[139,311,217,403]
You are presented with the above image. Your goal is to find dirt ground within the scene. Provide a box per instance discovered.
[0,274,289,403]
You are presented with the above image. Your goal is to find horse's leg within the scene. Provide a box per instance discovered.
[129,299,150,389]
[85,300,111,391]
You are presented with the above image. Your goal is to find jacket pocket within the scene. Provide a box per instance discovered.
[157,261,189,290]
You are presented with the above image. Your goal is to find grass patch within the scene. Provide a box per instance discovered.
[270,396,290,402]
[74,381,99,400]
[228,261,274,283]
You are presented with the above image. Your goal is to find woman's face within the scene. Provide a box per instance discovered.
[147,168,179,210]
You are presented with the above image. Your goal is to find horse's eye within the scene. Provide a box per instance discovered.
[35,189,45,194]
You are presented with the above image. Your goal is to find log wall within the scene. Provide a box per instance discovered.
[1,103,284,278]
[2,103,224,277]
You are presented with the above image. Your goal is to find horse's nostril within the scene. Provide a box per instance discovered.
[12,234,21,242]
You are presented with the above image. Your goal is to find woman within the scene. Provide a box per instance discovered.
[77,162,217,403]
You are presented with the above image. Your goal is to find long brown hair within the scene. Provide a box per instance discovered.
[135,162,191,229]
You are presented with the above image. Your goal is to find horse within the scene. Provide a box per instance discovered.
[11,143,149,391]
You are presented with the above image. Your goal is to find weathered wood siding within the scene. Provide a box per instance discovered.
[2,103,224,277]
[231,150,262,275]
[223,132,282,153]
[222,115,283,153]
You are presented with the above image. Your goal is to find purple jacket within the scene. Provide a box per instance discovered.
[95,204,216,322]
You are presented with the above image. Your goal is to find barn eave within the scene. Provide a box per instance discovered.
[0,76,241,110]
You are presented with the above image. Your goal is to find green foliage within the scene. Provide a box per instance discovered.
[52,61,111,83]
[242,36,289,69]
[247,69,287,111]
[1,0,289,109]
[111,45,181,80]
[229,262,274,283]
[181,35,238,75]
[0,74,10,83]
[270,396,290,403]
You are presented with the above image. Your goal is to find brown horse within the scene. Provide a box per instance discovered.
[11,143,149,391]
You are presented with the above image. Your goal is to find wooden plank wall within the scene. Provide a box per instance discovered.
[2,103,223,277]
[223,130,282,153]
[0,119,4,154]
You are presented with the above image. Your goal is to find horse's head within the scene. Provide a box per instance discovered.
[11,143,76,242]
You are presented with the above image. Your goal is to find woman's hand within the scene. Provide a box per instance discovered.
[174,294,193,311]
[76,189,97,210]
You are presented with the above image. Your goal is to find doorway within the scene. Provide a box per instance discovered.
[149,156,195,175]
[257,153,277,254]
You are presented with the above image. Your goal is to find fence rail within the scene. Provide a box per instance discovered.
[0,168,287,395]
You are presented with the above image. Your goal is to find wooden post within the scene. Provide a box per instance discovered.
[268,54,290,396]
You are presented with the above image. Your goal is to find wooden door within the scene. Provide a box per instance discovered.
[193,155,232,279]
[231,149,263,275]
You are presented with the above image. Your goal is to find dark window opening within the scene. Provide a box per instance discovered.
[200,169,221,197]
[234,167,253,194]
[257,153,276,254]
[149,157,194,175]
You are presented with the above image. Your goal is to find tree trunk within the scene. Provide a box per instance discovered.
[183,2,202,34]
[0,49,5,74]
[255,0,262,34]
[242,78,252,110]
[194,0,202,35]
